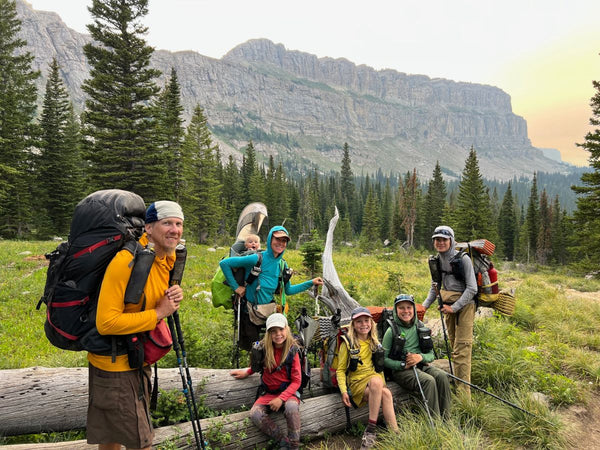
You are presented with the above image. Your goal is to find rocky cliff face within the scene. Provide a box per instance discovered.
[16,0,569,179]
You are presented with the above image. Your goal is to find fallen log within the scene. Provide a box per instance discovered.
[5,384,412,449]
[0,366,330,436]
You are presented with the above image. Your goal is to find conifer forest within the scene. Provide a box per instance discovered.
[1,0,599,274]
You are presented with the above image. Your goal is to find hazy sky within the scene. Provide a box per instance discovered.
[27,0,600,166]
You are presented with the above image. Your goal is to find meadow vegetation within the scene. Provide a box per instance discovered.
[1,241,599,448]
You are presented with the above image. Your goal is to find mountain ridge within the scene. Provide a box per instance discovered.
[16,0,571,180]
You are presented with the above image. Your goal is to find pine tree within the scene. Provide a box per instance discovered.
[497,182,516,260]
[340,142,355,231]
[248,167,266,204]
[273,161,290,227]
[397,169,419,247]
[82,0,165,200]
[0,0,39,237]
[181,105,222,243]
[414,186,427,249]
[526,173,540,261]
[299,170,321,234]
[241,141,257,204]
[379,178,393,242]
[37,58,84,236]
[155,68,184,201]
[571,69,600,269]
[359,187,380,251]
[287,182,300,237]
[550,196,567,264]
[221,155,241,236]
[300,229,323,278]
[536,189,552,264]
[454,147,492,241]
[424,161,447,247]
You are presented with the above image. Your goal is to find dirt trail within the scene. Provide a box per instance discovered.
[564,288,600,302]
[562,392,600,449]
[561,288,600,448]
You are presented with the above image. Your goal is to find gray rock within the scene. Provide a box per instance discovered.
[16,1,571,180]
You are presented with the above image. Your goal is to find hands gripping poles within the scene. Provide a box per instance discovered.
[167,243,205,450]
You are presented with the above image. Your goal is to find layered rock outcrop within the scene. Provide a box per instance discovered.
[16,0,569,179]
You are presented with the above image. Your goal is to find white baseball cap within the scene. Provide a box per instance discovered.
[266,313,288,330]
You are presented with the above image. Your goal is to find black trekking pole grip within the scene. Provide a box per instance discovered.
[169,242,187,286]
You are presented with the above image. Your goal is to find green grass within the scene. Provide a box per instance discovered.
[1,241,599,448]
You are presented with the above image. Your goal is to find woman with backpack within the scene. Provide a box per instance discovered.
[230,313,302,449]
[220,225,323,347]
[383,293,451,418]
[337,307,399,449]
[422,225,478,398]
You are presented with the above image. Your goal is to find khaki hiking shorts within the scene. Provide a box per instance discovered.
[87,364,153,448]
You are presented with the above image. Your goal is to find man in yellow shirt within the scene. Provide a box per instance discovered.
[86,201,184,450]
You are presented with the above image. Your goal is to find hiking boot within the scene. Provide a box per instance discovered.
[360,429,377,449]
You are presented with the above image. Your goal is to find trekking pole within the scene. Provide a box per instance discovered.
[433,282,454,376]
[413,366,435,428]
[167,243,205,450]
[231,296,237,367]
[232,294,241,368]
[445,372,539,418]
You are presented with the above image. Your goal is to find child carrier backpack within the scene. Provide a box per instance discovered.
[36,189,150,354]
[211,247,263,309]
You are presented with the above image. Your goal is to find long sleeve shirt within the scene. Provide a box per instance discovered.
[220,226,313,305]
[382,305,435,372]
[88,233,174,372]
[424,250,477,312]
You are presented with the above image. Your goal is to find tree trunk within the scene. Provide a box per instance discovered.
[0,366,331,436]
[318,206,360,318]
[5,384,412,449]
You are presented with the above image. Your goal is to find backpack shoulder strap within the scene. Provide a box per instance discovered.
[124,241,155,304]
[386,317,398,338]
[283,344,299,378]
[338,330,359,373]
[275,344,298,373]
[245,252,263,286]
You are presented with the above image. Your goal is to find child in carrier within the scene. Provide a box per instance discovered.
[337,307,399,449]
[230,313,302,449]
[243,233,261,252]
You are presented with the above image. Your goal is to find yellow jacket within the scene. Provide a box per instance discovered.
[87,233,175,371]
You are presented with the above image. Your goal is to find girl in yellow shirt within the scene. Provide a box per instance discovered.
[336,307,398,449]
